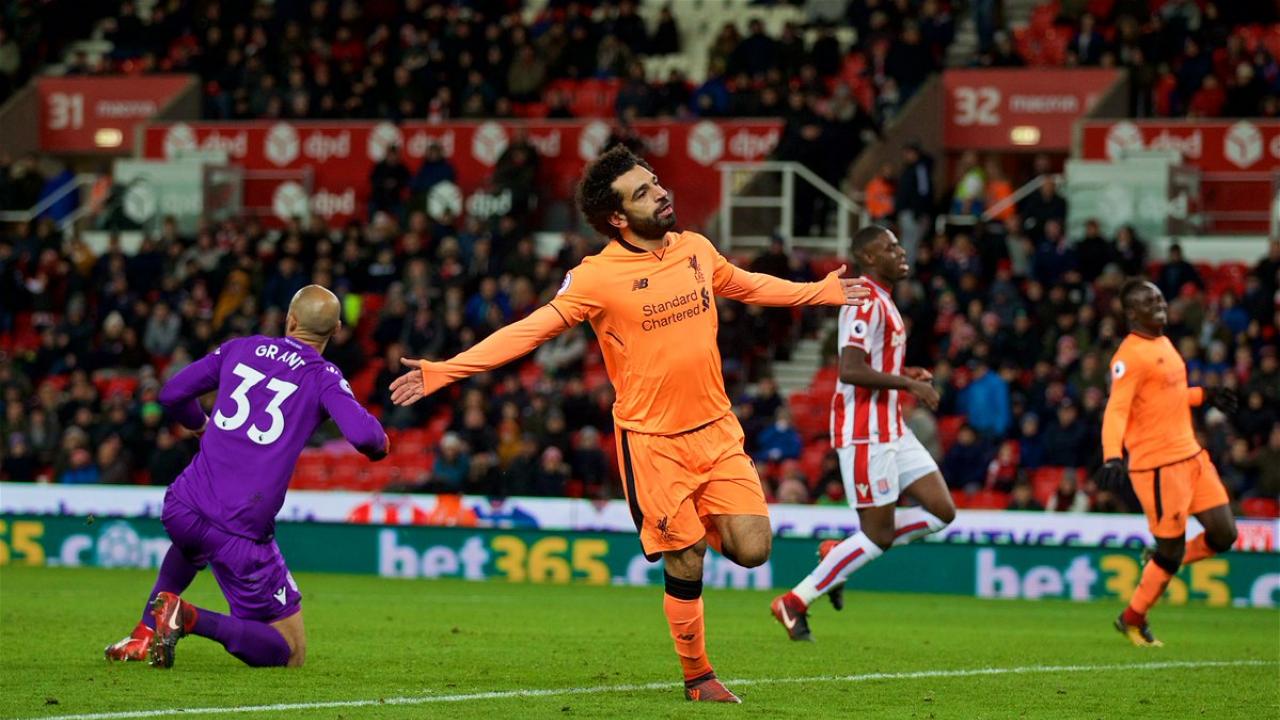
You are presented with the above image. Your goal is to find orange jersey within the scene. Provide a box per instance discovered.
[418,230,848,435]
[1102,333,1206,471]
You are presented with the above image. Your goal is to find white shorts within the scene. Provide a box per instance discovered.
[837,429,940,509]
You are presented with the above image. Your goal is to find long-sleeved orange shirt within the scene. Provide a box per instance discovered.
[1101,333,1205,471]
[418,230,849,435]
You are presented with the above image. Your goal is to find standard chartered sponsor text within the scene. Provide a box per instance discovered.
[641,291,702,331]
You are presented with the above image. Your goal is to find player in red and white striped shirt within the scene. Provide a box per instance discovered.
[771,225,957,641]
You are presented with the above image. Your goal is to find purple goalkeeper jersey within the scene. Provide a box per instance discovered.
[159,335,385,541]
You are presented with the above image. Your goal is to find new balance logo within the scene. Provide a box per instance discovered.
[274,587,288,606]
[632,278,649,291]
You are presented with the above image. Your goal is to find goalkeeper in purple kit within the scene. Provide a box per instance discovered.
[104,286,388,668]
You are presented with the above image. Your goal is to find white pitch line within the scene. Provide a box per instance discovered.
[13,659,1274,720]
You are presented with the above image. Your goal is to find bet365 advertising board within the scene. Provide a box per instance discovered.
[3,515,1277,608]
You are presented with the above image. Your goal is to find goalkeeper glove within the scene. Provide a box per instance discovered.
[1094,458,1128,491]
[1203,387,1238,416]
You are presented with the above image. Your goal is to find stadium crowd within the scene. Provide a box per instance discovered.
[1,143,1278,516]
[4,1,1277,121]
[0,0,1277,515]
[1002,0,1280,118]
[1,0,955,129]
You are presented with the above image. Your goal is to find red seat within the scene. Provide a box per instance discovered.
[360,293,385,321]
[937,416,966,454]
[348,359,383,404]
[790,393,829,440]
[1216,262,1248,295]
[951,489,969,509]
[327,454,368,490]
[584,367,610,391]
[799,442,830,486]
[519,361,544,390]
[95,376,139,400]
[1241,497,1280,519]
[41,375,70,392]
[292,451,329,489]
[1031,467,1066,506]
[812,365,838,388]
[968,489,1010,510]
[395,428,432,455]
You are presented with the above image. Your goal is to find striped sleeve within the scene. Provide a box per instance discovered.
[843,297,880,352]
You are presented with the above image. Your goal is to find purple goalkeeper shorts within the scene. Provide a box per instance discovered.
[162,495,302,624]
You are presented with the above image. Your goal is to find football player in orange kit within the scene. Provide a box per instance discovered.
[389,145,870,702]
[1097,279,1239,647]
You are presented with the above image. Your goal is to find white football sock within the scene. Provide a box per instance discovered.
[792,532,883,606]
[891,507,950,547]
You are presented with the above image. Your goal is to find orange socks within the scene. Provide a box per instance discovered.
[664,573,712,681]
[1124,559,1174,625]
[1124,535,1222,626]
[1182,534,1215,565]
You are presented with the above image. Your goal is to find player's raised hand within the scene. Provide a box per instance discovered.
[903,366,933,382]
[389,358,427,406]
[831,265,872,306]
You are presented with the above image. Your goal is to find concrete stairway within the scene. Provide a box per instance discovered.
[771,320,834,398]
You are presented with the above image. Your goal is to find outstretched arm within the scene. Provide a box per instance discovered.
[321,373,389,460]
[158,348,225,431]
[712,255,868,307]
[390,304,572,405]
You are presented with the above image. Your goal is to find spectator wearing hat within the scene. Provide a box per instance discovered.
[430,433,471,493]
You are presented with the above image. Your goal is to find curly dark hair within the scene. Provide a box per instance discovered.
[576,144,654,240]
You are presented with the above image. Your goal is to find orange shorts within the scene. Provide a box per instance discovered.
[616,413,769,559]
[1129,450,1229,539]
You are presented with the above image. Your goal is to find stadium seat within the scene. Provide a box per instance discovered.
[394,428,432,455]
[94,376,139,400]
[1031,467,1066,506]
[327,454,368,490]
[799,441,829,486]
[518,361,544,391]
[968,490,1011,510]
[789,392,829,440]
[1216,262,1248,295]
[584,367,610,391]
[293,450,330,489]
[936,416,966,454]
[1241,497,1280,519]
[1264,25,1280,60]
[40,375,70,392]
[348,359,382,404]
[812,365,838,388]
[391,450,433,479]
[950,489,969,509]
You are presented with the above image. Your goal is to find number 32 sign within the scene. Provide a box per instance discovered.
[942,69,1119,151]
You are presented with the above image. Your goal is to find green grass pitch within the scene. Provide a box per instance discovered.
[1,565,1276,719]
